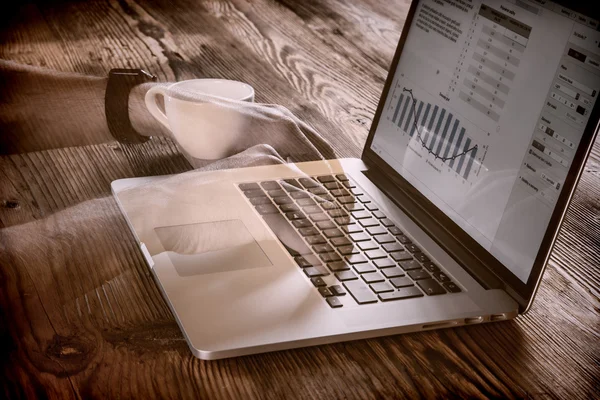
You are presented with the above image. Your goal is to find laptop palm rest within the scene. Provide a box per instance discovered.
[155,220,272,277]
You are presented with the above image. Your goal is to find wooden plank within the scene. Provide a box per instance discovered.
[1,0,599,398]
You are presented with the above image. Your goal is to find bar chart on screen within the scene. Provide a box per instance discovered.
[389,86,487,182]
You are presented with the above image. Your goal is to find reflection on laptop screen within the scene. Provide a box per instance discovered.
[371,0,600,282]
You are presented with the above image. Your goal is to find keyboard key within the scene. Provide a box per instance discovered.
[370,282,394,293]
[349,232,370,242]
[338,245,360,255]
[414,253,430,263]
[397,235,412,245]
[342,224,363,234]
[280,204,301,212]
[239,182,260,191]
[405,244,421,254]
[331,237,352,247]
[356,195,372,204]
[328,261,350,272]
[328,209,348,219]
[344,203,365,212]
[383,242,403,252]
[354,263,377,274]
[334,216,353,226]
[373,257,395,269]
[318,287,334,297]
[243,189,265,198]
[408,269,431,280]
[324,182,342,190]
[320,252,342,263]
[422,262,441,273]
[336,270,358,281]
[380,218,395,227]
[375,234,396,244]
[336,174,349,181]
[256,204,279,215]
[349,188,364,196]
[358,218,379,227]
[343,280,378,304]
[330,285,347,296]
[372,210,386,219]
[338,196,356,204]
[261,181,280,190]
[389,226,403,235]
[345,254,368,264]
[351,210,371,219]
[289,190,310,199]
[442,282,461,293]
[249,196,272,206]
[417,279,446,295]
[311,277,326,287]
[292,219,313,229]
[313,244,333,254]
[321,201,339,210]
[286,211,306,220]
[432,271,451,282]
[357,240,378,251]
[319,193,336,202]
[297,198,317,207]
[268,189,286,198]
[366,226,387,235]
[298,227,319,236]
[282,179,302,191]
[295,254,321,267]
[326,297,343,308]
[306,234,326,245]
[331,189,350,197]
[342,180,356,189]
[382,267,405,278]
[399,260,421,271]
[304,266,329,277]
[316,220,336,230]
[365,203,379,212]
[365,249,387,259]
[273,196,294,205]
[308,187,327,196]
[309,213,329,222]
[390,277,414,288]
[317,175,336,183]
[299,178,318,188]
[361,271,385,283]
[379,287,423,301]
[324,228,344,238]
[390,251,412,262]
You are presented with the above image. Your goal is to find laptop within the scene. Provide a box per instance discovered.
[112,0,600,360]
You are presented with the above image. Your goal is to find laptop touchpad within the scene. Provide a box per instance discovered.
[155,220,272,277]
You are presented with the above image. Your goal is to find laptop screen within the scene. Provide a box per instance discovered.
[370,0,600,283]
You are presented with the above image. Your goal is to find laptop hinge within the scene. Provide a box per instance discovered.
[362,166,505,291]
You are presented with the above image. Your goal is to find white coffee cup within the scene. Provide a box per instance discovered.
[145,79,255,160]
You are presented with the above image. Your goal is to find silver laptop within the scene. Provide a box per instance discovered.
[112,0,600,360]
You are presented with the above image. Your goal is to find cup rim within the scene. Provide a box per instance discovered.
[168,78,254,102]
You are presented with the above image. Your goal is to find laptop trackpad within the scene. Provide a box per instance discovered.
[154,220,272,277]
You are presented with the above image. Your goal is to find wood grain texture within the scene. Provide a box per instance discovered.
[1,0,599,399]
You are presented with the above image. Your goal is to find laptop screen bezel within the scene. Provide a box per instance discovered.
[361,0,600,310]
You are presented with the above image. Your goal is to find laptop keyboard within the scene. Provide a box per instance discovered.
[239,174,461,308]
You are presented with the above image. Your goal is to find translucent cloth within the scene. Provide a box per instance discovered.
[163,84,336,169]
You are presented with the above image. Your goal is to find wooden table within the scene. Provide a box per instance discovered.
[1,0,598,398]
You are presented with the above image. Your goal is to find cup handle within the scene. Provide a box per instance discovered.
[145,86,170,130]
